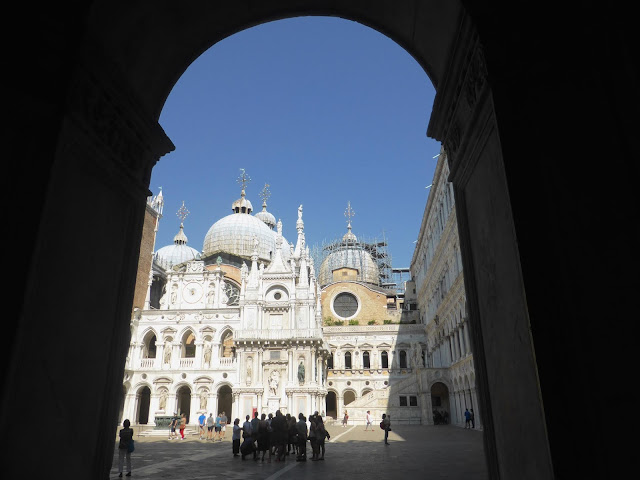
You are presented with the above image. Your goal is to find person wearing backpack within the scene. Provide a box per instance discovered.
[382,413,391,445]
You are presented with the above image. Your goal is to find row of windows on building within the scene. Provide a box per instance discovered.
[327,349,424,370]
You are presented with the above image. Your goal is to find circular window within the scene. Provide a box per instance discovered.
[141,373,147,379]
[223,372,228,378]
[365,381,370,385]
[328,381,333,386]
[333,292,358,318]
[181,373,186,379]
[347,381,351,386]
[274,292,282,300]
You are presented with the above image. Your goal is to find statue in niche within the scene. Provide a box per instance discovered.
[298,204,303,221]
[200,391,208,410]
[206,283,216,305]
[170,284,178,304]
[297,360,305,383]
[246,361,252,385]
[163,342,172,365]
[268,370,279,396]
[203,344,212,365]
[158,390,168,410]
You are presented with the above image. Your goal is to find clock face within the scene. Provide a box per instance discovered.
[183,282,203,303]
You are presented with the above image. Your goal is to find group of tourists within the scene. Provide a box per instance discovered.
[198,411,228,440]
[233,410,331,462]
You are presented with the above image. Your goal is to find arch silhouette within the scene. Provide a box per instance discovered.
[5,2,636,479]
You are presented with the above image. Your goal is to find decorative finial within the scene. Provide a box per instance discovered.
[237,168,251,195]
[177,201,190,223]
[345,201,355,230]
[259,183,271,207]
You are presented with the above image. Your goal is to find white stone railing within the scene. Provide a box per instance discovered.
[140,358,155,369]
[218,357,235,367]
[234,328,323,341]
[179,358,194,368]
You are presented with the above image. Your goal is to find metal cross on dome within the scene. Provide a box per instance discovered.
[176,200,190,223]
[237,168,251,192]
[259,183,271,204]
[345,201,355,228]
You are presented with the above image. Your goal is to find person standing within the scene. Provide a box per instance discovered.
[342,410,349,427]
[232,418,241,457]
[309,416,319,460]
[295,413,308,461]
[220,411,228,440]
[250,411,260,459]
[316,415,330,460]
[117,419,133,477]
[198,412,206,439]
[206,413,214,440]
[179,413,187,439]
[470,409,475,428]
[464,408,471,429]
[382,413,391,445]
[257,413,270,462]
[364,410,373,431]
[169,412,179,439]
[214,413,222,441]
[241,415,254,460]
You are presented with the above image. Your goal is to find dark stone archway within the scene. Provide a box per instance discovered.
[3,2,637,479]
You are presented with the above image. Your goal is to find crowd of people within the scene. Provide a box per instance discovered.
[116,409,394,475]
[234,410,331,462]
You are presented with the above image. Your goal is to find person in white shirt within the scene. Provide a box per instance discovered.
[364,410,374,431]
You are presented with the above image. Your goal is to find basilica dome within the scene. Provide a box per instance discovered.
[318,244,380,287]
[203,188,289,263]
[155,224,201,268]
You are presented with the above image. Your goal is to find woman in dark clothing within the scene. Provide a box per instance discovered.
[118,419,133,477]
[315,416,330,460]
[257,414,271,462]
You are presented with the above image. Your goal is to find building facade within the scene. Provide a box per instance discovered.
[411,147,479,428]
[121,165,476,429]
[120,178,329,428]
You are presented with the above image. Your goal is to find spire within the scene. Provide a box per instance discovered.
[343,201,357,243]
[248,235,259,287]
[265,219,290,273]
[174,201,190,245]
[255,182,276,229]
[232,168,253,214]
[294,204,305,258]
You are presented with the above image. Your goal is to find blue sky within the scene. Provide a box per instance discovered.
[151,16,440,270]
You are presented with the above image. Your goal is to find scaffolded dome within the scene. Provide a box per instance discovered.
[318,244,380,287]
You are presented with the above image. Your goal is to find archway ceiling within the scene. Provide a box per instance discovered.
[86,0,462,119]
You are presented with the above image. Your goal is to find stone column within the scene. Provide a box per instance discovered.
[123,393,137,425]
[311,349,316,384]
[190,393,199,425]
[194,341,203,369]
[258,348,264,383]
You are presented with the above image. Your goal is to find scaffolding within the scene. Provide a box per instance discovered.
[311,232,394,289]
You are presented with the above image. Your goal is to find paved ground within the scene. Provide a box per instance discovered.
[111,424,487,479]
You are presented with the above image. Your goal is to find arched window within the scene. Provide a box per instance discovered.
[327,353,334,369]
[143,332,156,358]
[399,350,407,368]
[344,351,352,369]
[381,351,389,368]
[182,331,196,358]
[362,351,370,369]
